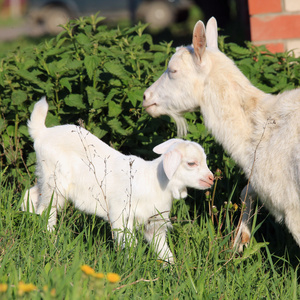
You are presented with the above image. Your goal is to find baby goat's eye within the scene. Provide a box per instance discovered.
[187,162,197,167]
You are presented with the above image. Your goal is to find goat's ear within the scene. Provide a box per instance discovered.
[192,20,206,62]
[206,17,218,50]
[163,150,182,180]
[153,139,183,155]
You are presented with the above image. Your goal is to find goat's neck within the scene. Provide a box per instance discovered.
[199,54,266,170]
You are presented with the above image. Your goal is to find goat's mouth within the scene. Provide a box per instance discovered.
[199,179,213,188]
[143,103,157,111]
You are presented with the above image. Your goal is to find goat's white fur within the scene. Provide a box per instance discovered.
[22,97,214,262]
[143,17,300,250]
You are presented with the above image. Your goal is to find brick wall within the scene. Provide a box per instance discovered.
[248,0,300,56]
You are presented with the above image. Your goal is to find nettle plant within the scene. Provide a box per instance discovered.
[0,14,176,179]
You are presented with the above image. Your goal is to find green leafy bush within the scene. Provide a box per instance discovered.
[0,15,176,181]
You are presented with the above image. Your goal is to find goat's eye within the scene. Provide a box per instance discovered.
[169,69,177,74]
[187,162,197,167]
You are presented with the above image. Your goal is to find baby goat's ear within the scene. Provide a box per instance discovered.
[163,149,182,180]
[153,138,183,154]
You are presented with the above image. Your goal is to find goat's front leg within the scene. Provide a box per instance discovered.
[111,216,137,250]
[233,184,257,252]
[144,219,174,263]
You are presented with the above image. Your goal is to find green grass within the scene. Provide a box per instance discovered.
[1,169,299,299]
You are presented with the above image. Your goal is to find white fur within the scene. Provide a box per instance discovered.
[22,97,214,262]
[143,17,300,250]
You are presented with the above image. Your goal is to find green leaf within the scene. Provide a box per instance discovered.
[60,78,72,92]
[12,90,27,105]
[65,94,85,109]
[6,125,15,136]
[19,125,29,137]
[84,55,101,80]
[16,69,39,83]
[92,127,107,139]
[45,112,60,127]
[75,33,91,45]
[108,101,122,117]
[127,89,143,107]
[86,86,105,108]
[104,61,128,79]
[132,34,152,46]
[107,118,128,135]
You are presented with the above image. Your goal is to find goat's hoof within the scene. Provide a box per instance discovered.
[241,232,250,244]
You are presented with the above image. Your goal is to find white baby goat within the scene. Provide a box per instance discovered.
[23,97,214,262]
[143,17,300,251]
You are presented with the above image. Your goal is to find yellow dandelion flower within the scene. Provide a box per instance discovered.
[91,272,105,279]
[18,281,37,295]
[0,283,8,292]
[80,265,95,275]
[233,203,238,212]
[50,288,56,297]
[106,273,121,284]
[43,285,48,292]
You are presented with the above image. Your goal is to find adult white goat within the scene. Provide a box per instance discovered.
[23,97,214,262]
[143,17,300,250]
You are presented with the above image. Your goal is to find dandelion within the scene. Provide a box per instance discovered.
[91,272,105,279]
[18,281,37,296]
[81,265,95,276]
[214,168,222,180]
[205,190,211,201]
[212,205,218,215]
[233,203,238,212]
[106,273,121,284]
[50,288,56,297]
[43,285,56,297]
[43,285,48,292]
[0,283,8,292]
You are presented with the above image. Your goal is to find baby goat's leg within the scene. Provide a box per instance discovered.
[144,219,174,263]
[233,184,256,251]
[111,215,137,249]
[22,185,40,212]
[36,183,66,231]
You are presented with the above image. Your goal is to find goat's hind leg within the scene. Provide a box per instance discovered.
[233,184,257,252]
[36,183,66,231]
[284,207,300,249]
[22,185,40,212]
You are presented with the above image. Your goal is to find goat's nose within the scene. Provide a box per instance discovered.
[208,174,214,184]
[143,90,151,104]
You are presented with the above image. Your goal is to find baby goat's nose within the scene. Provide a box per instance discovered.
[207,174,214,185]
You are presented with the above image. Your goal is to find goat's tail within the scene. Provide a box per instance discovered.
[28,97,48,140]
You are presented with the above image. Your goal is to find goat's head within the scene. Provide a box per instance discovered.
[154,139,214,199]
[143,17,219,136]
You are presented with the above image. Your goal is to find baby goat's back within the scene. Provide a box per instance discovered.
[34,123,168,223]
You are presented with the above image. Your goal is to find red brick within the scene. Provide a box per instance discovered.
[250,14,300,41]
[264,43,285,53]
[253,42,285,53]
[248,0,282,15]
